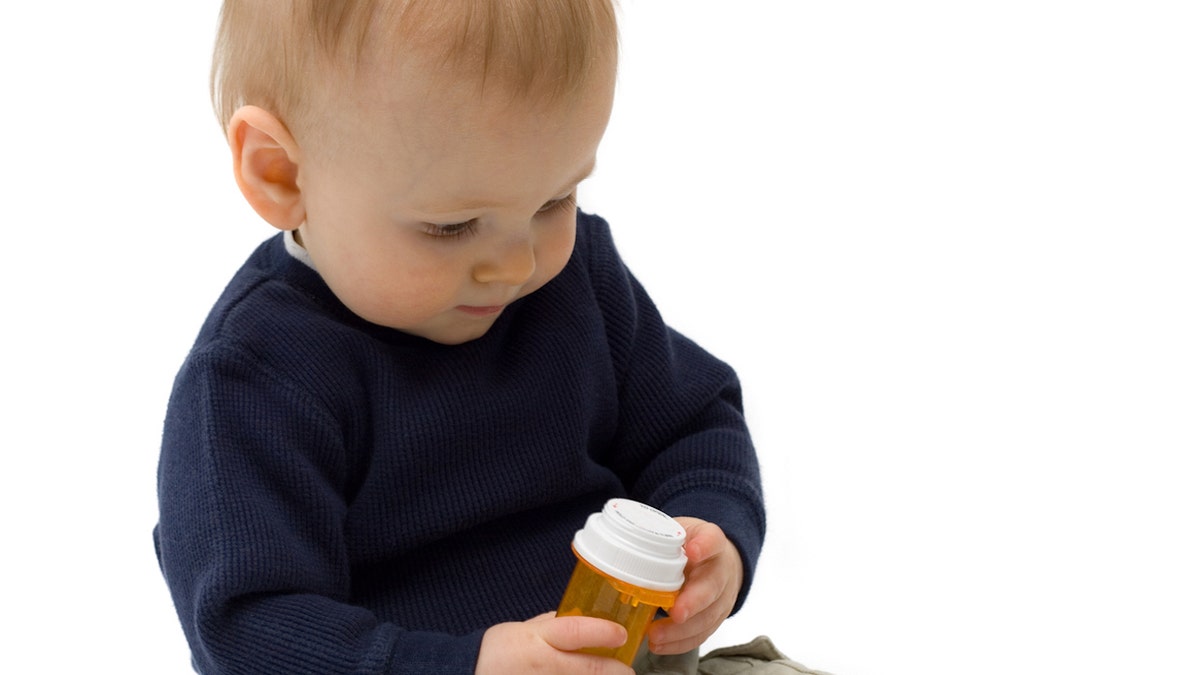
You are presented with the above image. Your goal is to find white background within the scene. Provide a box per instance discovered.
[3,2,1198,673]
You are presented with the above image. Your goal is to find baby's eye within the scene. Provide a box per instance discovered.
[423,219,478,240]
[537,193,577,215]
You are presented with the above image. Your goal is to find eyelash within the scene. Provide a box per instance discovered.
[422,193,577,241]
[424,220,478,240]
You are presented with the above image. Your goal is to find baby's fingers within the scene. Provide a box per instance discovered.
[669,562,728,624]
[680,519,728,566]
[648,599,726,655]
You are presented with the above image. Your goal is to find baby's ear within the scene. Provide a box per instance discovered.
[227,106,304,230]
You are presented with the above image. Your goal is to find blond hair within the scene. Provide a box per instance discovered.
[211,0,619,137]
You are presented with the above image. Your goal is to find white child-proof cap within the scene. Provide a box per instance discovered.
[572,498,688,592]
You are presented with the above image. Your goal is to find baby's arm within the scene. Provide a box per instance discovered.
[580,212,766,644]
[647,517,744,655]
[476,613,633,675]
[156,349,479,674]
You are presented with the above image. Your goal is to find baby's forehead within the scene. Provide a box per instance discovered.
[353,0,619,107]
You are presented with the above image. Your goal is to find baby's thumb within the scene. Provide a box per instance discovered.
[538,615,627,652]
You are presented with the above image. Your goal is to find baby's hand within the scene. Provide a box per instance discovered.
[476,612,634,675]
[646,517,744,655]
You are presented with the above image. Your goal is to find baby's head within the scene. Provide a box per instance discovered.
[213,1,619,344]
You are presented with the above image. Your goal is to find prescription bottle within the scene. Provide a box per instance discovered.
[556,498,688,665]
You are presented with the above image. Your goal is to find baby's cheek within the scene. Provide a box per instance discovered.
[541,218,578,275]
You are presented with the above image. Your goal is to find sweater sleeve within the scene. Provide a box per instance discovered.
[580,213,767,613]
[155,345,482,675]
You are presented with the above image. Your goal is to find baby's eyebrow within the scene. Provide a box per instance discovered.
[413,159,597,218]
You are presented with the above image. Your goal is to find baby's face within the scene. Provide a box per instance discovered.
[293,54,615,345]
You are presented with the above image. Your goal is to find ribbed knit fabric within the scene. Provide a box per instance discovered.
[154,211,766,674]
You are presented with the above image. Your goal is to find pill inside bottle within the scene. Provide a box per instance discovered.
[556,498,688,665]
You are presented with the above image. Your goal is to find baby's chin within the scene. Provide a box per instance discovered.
[381,312,504,346]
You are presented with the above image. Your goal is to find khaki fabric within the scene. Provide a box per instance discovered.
[635,636,833,675]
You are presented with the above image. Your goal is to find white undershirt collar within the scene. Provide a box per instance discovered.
[283,229,316,271]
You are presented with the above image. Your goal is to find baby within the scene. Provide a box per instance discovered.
[154,2,766,674]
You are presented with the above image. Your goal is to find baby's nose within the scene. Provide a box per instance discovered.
[473,235,536,286]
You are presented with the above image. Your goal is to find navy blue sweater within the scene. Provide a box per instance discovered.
[155,211,765,674]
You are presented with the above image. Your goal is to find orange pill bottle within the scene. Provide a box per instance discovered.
[556,499,688,665]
